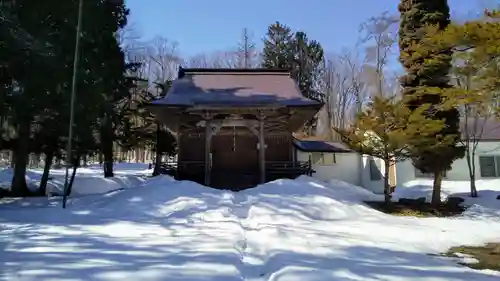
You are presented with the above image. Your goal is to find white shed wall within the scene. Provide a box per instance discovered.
[296,151,362,186]
[395,141,500,185]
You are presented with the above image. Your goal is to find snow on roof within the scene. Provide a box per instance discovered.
[152,68,322,107]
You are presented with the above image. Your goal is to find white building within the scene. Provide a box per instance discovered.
[294,118,500,194]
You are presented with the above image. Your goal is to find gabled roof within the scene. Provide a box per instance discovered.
[460,117,500,141]
[151,68,322,107]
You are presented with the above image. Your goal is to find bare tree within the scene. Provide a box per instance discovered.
[147,36,182,83]
[358,11,398,98]
[236,28,258,68]
[452,59,499,197]
[186,50,239,68]
[185,29,259,69]
[318,50,368,140]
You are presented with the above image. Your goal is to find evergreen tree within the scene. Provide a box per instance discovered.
[336,96,447,203]
[292,31,324,101]
[412,8,500,197]
[124,80,176,176]
[1,0,132,195]
[4,0,61,195]
[262,22,294,70]
[262,22,324,135]
[398,0,464,205]
[82,0,129,178]
[262,22,324,100]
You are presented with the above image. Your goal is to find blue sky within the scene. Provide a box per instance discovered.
[125,0,488,58]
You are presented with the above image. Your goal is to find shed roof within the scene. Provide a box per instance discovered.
[292,139,352,153]
[151,68,322,107]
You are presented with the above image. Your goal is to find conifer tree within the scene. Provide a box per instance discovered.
[412,8,500,197]
[398,0,464,205]
[262,22,324,100]
[337,96,446,203]
[262,22,324,135]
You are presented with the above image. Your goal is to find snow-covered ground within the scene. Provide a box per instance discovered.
[393,179,500,213]
[0,164,500,280]
[0,163,152,196]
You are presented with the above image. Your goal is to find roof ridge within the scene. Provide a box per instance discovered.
[179,67,291,77]
[184,72,290,76]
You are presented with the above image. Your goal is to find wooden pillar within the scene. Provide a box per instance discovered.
[176,132,182,180]
[204,118,212,186]
[259,115,266,183]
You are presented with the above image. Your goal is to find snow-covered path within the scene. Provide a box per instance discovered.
[1,174,500,280]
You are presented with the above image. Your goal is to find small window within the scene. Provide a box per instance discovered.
[369,159,382,181]
[311,153,336,165]
[479,156,500,178]
[311,153,323,165]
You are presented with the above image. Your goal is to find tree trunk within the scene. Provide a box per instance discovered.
[469,173,478,197]
[39,151,54,196]
[9,151,15,168]
[101,114,114,178]
[153,123,162,176]
[82,155,87,167]
[465,149,478,197]
[383,159,392,204]
[103,157,113,177]
[66,155,80,197]
[10,118,32,196]
[431,171,443,206]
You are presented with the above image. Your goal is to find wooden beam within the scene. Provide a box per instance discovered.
[248,126,259,137]
[259,112,266,183]
[187,105,283,112]
[204,117,212,186]
[196,119,259,128]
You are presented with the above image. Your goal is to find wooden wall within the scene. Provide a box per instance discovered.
[178,129,292,164]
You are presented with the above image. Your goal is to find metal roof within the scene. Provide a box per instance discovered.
[292,139,352,153]
[151,68,322,107]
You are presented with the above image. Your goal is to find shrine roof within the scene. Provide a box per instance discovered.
[151,68,322,108]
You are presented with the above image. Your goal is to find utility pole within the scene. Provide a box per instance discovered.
[62,0,83,209]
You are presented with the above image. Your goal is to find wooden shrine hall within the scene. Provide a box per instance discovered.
[147,68,323,190]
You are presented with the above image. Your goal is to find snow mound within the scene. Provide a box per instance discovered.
[326,177,385,201]
[0,162,152,195]
[46,175,146,196]
[2,173,500,280]
[79,162,153,175]
[0,168,46,191]
[242,176,385,223]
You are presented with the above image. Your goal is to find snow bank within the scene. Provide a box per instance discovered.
[1,174,500,280]
[0,168,45,191]
[393,179,500,216]
[77,162,153,175]
[0,163,152,196]
[394,179,500,201]
[238,177,500,280]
